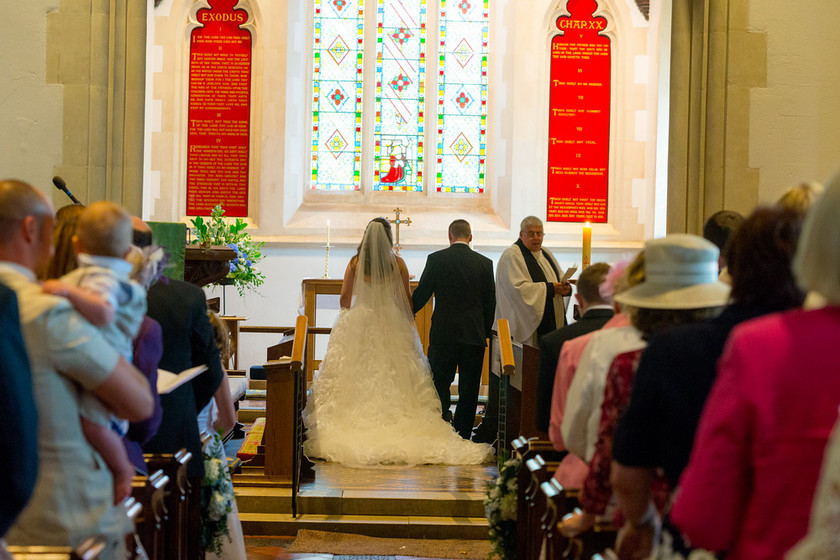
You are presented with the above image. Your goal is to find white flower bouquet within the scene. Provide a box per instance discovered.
[485,455,520,560]
[201,432,235,554]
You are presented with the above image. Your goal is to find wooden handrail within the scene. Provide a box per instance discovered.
[291,315,308,370]
[240,324,330,335]
[496,318,516,376]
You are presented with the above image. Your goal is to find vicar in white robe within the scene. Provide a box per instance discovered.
[496,216,571,345]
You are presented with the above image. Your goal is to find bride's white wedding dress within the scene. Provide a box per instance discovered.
[303,221,493,468]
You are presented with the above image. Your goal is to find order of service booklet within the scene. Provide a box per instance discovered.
[156,364,208,394]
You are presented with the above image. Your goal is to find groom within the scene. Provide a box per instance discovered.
[412,219,496,440]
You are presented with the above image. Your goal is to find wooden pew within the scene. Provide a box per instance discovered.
[554,491,617,560]
[523,456,550,560]
[144,450,192,560]
[131,469,169,560]
[540,478,571,560]
[512,435,568,560]
[7,537,106,559]
[123,495,145,560]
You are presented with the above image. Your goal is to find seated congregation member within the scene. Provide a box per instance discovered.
[0,284,37,549]
[611,206,805,560]
[42,203,85,280]
[203,311,246,560]
[0,179,153,558]
[549,255,642,488]
[702,209,743,281]
[126,315,164,474]
[535,262,612,433]
[41,201,147,504]
[561,235,730,537]
[775,181,826,310]
[123,224,167,474]
[137,217,225,486]
[672,171,840,559]
[44,206,163,476]
[561,252,647,469]
[776,181,823,215]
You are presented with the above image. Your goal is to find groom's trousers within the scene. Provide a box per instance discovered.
[427,342,486,440]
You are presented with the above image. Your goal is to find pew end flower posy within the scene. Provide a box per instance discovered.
[190,204,266,296]
[485,455,519,560]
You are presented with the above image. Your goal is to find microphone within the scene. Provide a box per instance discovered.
[52,176,82,205]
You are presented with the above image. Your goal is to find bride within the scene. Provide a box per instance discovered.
[303,218,494,467]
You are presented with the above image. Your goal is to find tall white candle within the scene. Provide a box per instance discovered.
[582,221,592,269]
[327,220,331,246]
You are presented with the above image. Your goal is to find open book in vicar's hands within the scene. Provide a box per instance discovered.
[156,365,208,394]
[561,265,578,283]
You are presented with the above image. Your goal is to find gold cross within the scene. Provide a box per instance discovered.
[388,207,412,255]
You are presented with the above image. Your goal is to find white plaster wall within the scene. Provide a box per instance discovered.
[749,1,840,200]
[0,1,63,202]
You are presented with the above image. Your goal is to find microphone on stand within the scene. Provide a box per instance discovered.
[52,176,82,205]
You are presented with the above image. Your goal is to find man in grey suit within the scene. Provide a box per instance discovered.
[412,219,496,440]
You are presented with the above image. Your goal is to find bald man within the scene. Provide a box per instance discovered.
[0,180,152,559]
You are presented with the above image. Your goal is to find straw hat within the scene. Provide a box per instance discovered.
[614,234,730,310]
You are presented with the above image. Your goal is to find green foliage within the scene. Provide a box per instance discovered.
[190,204,266,296]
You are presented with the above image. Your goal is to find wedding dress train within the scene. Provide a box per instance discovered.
[302,221,493,468]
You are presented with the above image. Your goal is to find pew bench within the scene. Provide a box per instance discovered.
[144,450,194,560]
[131,469,169,560]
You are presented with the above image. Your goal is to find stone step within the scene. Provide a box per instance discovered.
[239,512,488,540]
[235,485,486,518]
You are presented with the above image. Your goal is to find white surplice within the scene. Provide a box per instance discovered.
[495,244,565,344]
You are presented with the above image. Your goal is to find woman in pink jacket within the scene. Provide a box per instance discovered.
[672,170,840,559]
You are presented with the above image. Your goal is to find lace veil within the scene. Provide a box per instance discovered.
[352,220,413,321]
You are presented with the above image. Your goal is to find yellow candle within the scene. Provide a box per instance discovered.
[582,222,592,269]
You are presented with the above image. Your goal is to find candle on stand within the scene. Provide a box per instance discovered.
[327,220,331,247]
[582,221,592,269]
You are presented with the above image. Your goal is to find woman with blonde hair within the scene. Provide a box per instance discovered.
[42,203,85,280]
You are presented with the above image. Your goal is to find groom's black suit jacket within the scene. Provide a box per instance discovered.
[412,242,496,348]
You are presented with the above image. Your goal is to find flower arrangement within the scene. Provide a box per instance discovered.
[190,204,266,295]
[201,432,235,555]
[485,454,520,560]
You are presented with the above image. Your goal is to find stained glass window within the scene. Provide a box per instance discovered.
[310,0,489,194]
[373,0,427,192]
[311,0,365,191]
[436,0,489,193]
